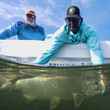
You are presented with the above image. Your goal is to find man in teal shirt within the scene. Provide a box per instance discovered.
[0,10,46,40]
[36,5,104,65]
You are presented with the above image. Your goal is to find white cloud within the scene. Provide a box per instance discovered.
[47,0,56,8]
[81,0,90,4]
[0,1,24,20]
[80,0,95,7]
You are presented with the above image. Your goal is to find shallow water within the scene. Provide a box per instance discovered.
[0,59,110,110]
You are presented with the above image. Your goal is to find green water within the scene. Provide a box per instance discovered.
[0,59,110,110]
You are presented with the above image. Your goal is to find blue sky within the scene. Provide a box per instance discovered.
[0,0,110,40]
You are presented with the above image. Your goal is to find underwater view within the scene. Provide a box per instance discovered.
[0,59,110,110]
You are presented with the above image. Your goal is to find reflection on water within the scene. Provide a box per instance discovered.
[0,59,110,110]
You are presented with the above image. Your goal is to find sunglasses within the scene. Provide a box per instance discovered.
[65,17,80,22]
[26,14,36,18]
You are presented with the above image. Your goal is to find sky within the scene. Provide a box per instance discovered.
[0,0,110,40]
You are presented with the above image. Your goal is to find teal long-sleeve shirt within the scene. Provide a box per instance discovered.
[0,21,46,40]
[36,22,104,65]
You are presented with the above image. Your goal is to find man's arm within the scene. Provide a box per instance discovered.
[0,21,21,39]
[36,26,65,64]
[86,26,104,65]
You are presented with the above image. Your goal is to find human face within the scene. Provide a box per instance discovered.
[26,14,36,26]
[65,17,81,34]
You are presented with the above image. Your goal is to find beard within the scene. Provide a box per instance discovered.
[26,17,36,27]
[26,20,36,26]
[69,24,80,34]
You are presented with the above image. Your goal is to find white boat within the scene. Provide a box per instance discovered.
[0,40,109,67]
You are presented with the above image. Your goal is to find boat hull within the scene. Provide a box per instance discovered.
[0,40,110,66]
